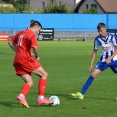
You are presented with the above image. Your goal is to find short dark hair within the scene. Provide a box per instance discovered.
[30,20,42,28]
[97,22,106,30]
[30,20,35,24]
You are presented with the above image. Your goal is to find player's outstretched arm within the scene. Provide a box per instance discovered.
[89,49,97,72]
[8,41,16,52]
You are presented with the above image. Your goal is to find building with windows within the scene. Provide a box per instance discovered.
[26,0,81,10]
[73,0,117,13]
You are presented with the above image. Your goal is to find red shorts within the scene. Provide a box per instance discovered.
[14,58,41,76]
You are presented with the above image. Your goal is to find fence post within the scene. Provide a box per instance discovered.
[59,29,62,41]
[83,30,86,41]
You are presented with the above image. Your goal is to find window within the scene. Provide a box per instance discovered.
[51,0,53,4]
[42,2,45,9]
[86,4,88,9]
[59,1,61,5]
[91,4,97,9]
[74,0,75,5]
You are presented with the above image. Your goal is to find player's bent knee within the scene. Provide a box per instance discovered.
[43,71,48,79]
[45,72,48,77]
[28,82,34,87]
[91,73,97,78]
[91,70,101,78]
[31,82,34,87]
[115,68,117,72]
[30,83,34,87]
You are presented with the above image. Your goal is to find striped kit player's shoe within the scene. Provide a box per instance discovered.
[71,92,84,100]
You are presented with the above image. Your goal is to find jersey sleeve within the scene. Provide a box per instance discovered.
[11,33,18,45]
[30,34,38,48]
[94,38,100,50]
[112,34,117,46]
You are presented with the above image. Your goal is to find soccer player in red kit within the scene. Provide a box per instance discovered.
[8,21,53,108]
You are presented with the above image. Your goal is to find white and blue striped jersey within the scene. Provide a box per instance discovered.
[94,33,117,62]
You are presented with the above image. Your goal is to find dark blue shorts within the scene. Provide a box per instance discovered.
[95,60,117,73]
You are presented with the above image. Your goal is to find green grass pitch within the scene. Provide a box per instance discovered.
[0,41,117,117]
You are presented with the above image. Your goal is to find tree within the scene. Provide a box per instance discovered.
[0,6,16,13]
[2,0,10,3]
[43,1,71,13]
[13,0,27,12]
[83,8,98,14]
[2,0,14,3]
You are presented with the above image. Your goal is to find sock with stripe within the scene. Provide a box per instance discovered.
[81,75,94,95]
[20,83,31,97]
[38,78,47,100]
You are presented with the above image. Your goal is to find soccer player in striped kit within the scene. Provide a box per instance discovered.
[71,22,117,100]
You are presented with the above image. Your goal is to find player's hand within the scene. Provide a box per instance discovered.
[36,56,40,61]
[88,65,92,72]
[104,58,111,64]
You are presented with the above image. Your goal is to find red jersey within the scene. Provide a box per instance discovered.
[11,29,38,65]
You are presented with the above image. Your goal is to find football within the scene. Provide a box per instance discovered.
[49,95,60,106]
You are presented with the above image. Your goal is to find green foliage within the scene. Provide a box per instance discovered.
[13,0,28,13]
[0,6,16,13]
[2,0,11,3]
[83,8,98,14]
[0,0,29,13]
[43,2,71,13]
[34,8,44,13]
[1,0,71,13]
[22,5,32,13]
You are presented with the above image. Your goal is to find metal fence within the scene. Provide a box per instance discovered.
[0,29,99,41]
[2,29,116,41]
[54,30,98,41]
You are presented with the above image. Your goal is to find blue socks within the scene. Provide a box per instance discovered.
[81,76,94,95]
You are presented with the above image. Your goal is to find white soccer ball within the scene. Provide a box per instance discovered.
[49,95,60,106]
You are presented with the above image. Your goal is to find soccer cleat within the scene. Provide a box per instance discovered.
[17,95,29,108]
[71,92,84,100]
[38,98,53,105]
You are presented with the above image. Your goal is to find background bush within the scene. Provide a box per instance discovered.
[83,8,98,14]
[0,0,71,13]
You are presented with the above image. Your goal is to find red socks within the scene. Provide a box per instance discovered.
[19,79,47,97]
[38,78,47,96]
[20,84,31,96]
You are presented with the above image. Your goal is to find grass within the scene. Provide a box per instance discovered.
[0,41,117,117]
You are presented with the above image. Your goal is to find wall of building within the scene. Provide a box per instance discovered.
[28,0,77,10]
[78,0,104,13]
[0,14,117,31]
[30,0,48,10]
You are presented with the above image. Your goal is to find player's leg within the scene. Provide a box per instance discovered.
[71,69,101,99]
[17,74,34,108]
[32,66,48,99]
[71,61,109,99]
[80,69,101,95]
[32,67,53,105]
[109,60,117,100]
[109,60,117,73]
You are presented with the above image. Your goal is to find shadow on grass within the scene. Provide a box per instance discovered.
[0,101,19,107]
[0,52,14,55]
[86,96,116,101]
[13,91,116,104]
[46,93,117,102]
[0,101,49,108]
